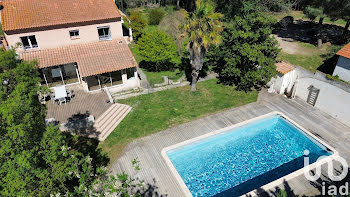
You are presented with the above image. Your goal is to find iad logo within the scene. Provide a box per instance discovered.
[303,150,349,196]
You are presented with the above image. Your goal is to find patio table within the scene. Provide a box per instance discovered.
[54,86,67,100]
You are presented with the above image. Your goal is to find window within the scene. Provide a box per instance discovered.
[20,35,38,50]
[69,30,80,38]
[97,26,111,40]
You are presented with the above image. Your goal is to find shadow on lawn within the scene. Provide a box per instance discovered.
[274,18,348,75]
[273,19,349,46]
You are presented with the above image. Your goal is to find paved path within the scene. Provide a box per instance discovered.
[113,73,218,100]
[109,91,350,196]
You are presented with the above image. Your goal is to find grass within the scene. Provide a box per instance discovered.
[278,52,324,73]
[267,10,348,28]
[142,68,184,86]
[297,41,318,49]
[100,79,258,163]
[277,40,344,73]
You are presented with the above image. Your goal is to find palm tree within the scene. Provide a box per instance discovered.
[183,0,223,91]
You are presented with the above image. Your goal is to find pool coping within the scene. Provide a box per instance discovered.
[160,111,339,197]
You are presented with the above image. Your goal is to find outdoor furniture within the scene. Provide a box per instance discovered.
[54,85,67,105]
[67,89,74,100]
[57,97,67,105]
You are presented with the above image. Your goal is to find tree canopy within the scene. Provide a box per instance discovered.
[0,48,108,196]
[136,29,180,71]
[206,13,279,91]
[129,10,148,41]
[183,0,223,91]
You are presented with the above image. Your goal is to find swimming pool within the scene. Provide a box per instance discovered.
[162,112,336,197]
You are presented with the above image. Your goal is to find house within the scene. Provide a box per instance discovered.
[0,0,140,93]
[269,62,297,94]
[333,43,350,83]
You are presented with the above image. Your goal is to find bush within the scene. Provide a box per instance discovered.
[148,8,165,25]
[129,11,147,41]
[135,29,180,72]
[323,45,343,59]
[304,6,323,21]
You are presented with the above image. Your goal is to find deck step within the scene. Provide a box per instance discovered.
[95,104,125,128]
[94,103,132,141]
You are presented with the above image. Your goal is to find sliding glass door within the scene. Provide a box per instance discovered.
[40,63,80,87]
[85,70,124,91]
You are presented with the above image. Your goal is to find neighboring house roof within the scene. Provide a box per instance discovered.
[20,39,137,77]
[1,0,122,34]
[276,61,296,75]
[337,43,350,59]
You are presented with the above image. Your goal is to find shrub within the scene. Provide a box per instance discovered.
[129,11,147,41]
[148,8,165,25]
[135,29,180,72]
[304,6,323,21]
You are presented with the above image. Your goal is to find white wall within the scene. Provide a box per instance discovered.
[333,56,350,83]
[269,70,297,94]
[82,71,140,94]
[5,21,123,52]
[108,74,140,93]
[295,77,350,127]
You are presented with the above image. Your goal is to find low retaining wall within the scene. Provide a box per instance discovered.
[294,67,350,127]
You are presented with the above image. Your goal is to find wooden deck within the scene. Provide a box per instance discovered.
[109,91,350,197]
[46,85,112,123]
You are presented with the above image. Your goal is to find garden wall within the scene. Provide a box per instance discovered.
[294,67,350,127]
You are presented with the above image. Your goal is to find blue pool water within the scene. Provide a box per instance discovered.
[167,115,332,197]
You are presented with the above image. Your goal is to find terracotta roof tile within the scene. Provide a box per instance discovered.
[1,0,122,32]
[20,39,137,77]
[337,43,350,59]
[276,61,296,75]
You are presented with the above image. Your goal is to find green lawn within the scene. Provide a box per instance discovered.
[277,52,324,73]
[142,68,184,86]
[101,79,258,163]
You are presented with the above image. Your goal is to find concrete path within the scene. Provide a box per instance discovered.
[109,91,350,197]
[113,73,218,100]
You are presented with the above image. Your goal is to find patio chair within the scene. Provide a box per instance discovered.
[66,90,74,100]
[58,97,66,105]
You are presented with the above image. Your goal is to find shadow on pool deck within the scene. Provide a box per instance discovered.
[214,156,314,197]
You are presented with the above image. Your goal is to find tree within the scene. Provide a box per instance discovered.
[324,0,350,40]
[206,13,280,91]
[0,48,106,196]
[183,0,223,91]
[129,10,147,41]
[135,29,180,71]
[303,0,328,47]
[148,8,165,25]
